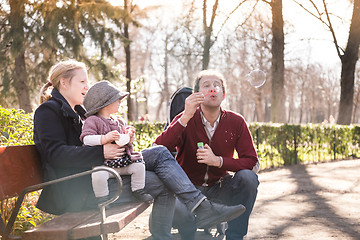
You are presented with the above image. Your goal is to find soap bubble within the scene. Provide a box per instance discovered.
[246,70,266,88]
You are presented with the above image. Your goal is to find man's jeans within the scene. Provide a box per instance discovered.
[109,145,205,240]
[172,169,259,240]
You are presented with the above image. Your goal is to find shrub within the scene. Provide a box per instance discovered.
[132,122,165,151]
[0,107,53,236]
[2,193,55,236]
[249,122,360,169]
[0,107,34,146]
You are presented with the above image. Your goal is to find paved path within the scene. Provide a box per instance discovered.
[111,159,360,239]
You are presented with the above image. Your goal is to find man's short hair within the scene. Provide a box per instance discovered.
[193,69,226,94]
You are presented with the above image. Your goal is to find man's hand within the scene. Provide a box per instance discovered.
[196,144,222,167]
[101,130,120,144]
[180,92,205,125]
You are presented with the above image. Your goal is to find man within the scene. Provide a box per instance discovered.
[154,69,259,240]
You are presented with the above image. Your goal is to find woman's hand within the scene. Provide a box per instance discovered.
[103,143,125,159]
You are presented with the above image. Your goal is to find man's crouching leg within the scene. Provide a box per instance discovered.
[224,169,259,240]
[172,198,197,240]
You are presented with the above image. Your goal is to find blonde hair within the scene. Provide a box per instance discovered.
[40,59,87,104]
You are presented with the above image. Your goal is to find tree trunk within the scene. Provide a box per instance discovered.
[352,83,360,123]
[9,0,31,113]
[125,41,133,121]
[202,30,211,70]
[156,35,170,120]
[155,94,165,121]
[201,0,218,70]
[14,54,31,113]
[255,89,263,122]
[124,0,133,121]
[163,36,170,113]
[264,97,271,122]
[270,0,285,123]
[337,0,360,125]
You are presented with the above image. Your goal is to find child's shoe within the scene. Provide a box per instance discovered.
[132,189,153,203]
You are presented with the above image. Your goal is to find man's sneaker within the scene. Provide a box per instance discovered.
[132,189,154,203]
[194,199,246,229]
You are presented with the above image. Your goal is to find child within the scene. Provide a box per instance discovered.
[80,80,153,204]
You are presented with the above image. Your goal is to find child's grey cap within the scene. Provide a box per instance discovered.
[84,80,129,117]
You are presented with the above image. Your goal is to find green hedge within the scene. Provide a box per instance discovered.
[0,107,34,146]
[1,107,359,169]
[249,123,360,169]
[132,122,165,151]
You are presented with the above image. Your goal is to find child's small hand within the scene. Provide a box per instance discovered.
[126,126,136,143]
[102,130,120,144]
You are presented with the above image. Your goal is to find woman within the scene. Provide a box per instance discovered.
[33,59,246,240]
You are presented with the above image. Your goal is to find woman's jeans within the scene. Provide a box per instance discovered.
[108,145,205,240]
[172,169,259,240]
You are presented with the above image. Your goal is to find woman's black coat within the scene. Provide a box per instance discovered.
[33,88,104,215]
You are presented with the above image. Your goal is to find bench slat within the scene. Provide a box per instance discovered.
[22,202,150,240]
[71,202,150,239]
[22,210,99,240]
[0,145,42,201]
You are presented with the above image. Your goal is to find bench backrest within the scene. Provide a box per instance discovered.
[0,145,43,201]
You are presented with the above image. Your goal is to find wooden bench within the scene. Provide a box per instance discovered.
[0,145,150,240]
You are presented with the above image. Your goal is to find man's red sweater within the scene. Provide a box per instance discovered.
[154,108,258,186]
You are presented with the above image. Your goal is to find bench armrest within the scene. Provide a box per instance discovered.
[4,166,122,238]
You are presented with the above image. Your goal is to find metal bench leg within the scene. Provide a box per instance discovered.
[100,205,108,240]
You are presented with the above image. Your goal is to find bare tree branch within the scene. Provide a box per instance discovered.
[234,1,259,32]
[292,0,343,57]
[207,0,219,48]
[203,0,207,29]
[184,0,203,47]
[208,0,219,30]
[308,0,323,17]
[292,0,329,27]
[214,0,249,40]
[322,0,343,57]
